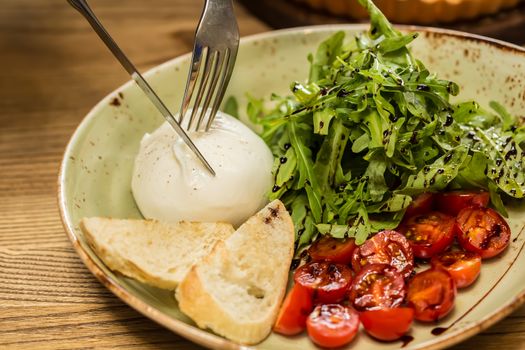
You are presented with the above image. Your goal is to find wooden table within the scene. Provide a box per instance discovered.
[0,1,524,349]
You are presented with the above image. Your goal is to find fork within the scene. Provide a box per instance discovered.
[179,0,239,132]
[67,0,215,175]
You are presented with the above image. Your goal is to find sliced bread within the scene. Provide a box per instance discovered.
[80,217,235,289]
[175,200,295,345]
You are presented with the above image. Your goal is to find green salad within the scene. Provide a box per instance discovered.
[245,0,525,252]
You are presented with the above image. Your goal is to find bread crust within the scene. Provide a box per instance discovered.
[80,218,234,289]
[177,243,275,344]
[175,200,294,345]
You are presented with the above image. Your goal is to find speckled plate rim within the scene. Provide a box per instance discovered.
[58,24,525,350]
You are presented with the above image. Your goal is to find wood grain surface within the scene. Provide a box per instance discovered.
[0,0,524,349]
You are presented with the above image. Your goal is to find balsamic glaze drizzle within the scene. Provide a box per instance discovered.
[430,223,525,336]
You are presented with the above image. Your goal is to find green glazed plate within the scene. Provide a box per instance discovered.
[59,25,525,350]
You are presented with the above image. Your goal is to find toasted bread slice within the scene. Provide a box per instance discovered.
[175,200,295,345]
[80,218,235,289]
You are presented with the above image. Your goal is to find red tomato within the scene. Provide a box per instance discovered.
[456,206,511,259]
[360,307,414,341]
[294,262,353,304]
[306,304,359,348]
[308,236,356,265]
[431,251,482,288]
[348,264,406,311]
[405,192,434,218]
[407,268,456,322]
[273,284,313,335]
[397,212,455,259]
[351,230,414,279]
[435,191,490,216]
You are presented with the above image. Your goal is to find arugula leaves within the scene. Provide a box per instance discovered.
[250,0,525,253]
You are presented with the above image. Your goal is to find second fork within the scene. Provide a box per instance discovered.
[179,0,239,132]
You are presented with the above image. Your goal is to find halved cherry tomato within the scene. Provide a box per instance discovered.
[294,262,353,304]
[273,283,313,335]
[435,191,490,216]
[456,206,511,259]
[306,304,359,348]
[407,268,456,322]
[351,230,414,279]
[308,236,356,265]
[431,250,482,288]
[348,263,406,311]
[397,212,455,259]
[360,307,414,341]
[405,192,434,218]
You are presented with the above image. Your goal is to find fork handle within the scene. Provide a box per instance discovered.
[202,0,237,32]
[67,0,136,75]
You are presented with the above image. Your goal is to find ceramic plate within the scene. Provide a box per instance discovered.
[59,25,525,350]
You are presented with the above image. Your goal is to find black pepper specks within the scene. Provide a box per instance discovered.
[444,114,453,127]
[265,206,280,224]
[337,89,350,98]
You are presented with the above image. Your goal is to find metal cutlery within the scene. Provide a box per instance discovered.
[68,0,216,175]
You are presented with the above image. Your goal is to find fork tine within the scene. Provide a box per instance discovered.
[195,50,225,131]
[206,48,236,131]
[187,48,215,131]
[179,42,205,125]
[177,0,238,133]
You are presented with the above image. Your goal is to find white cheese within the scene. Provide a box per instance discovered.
[131,111,274,227]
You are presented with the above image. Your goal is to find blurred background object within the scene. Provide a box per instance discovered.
[239,0,525,44]
[294,0,521,24]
